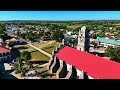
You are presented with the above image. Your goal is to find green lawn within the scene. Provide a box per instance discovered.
[19,45,36,52]
[41,41,60,54]
[33,40,57,49]
[30,51,50,61]
[43,47,54,54]
[67,24,82,29]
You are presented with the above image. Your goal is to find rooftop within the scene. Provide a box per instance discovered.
[0,47,10,53]
[96,37,120,45]
[0,43,10,53]
[55,46,120,79]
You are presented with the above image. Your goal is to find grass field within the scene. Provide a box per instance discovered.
[50,23,68,25]
[43,48,54,54]
[67,24,83,29]
[33,40,56,49]
[33,40,60,54]
[41,41,60,54]
[19,45,36,52]
[30,51,50,61]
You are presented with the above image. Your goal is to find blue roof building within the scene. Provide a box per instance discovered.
[96,37,120,46]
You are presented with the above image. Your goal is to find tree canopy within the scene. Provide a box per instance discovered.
[50,30,64,42]
[21,51,32,61]
[105,46,120,63]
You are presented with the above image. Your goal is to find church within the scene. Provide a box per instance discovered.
[48,26,120,79]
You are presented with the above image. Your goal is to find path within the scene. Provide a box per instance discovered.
[89,47,105,53]
[39,63,48,67]
[4,63,22,79]
[11,71,24,79]
[28,44,52,57]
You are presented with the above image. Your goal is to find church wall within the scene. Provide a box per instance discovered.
[59,60,63,66]
[67,63,72,71]
[76,69,84,79]
[88,75,94,79]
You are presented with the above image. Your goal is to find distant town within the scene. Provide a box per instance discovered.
[1,20,120,79]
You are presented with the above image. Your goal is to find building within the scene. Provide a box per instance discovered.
[48,46,120,79]
[48,26,120,79]
[64,34,75,39]
[0,38,11,62]
[41,36,50,41]
[106,36,115,40]
[67,31,73,35]
[96,37,120,48]
[77,26,90,52]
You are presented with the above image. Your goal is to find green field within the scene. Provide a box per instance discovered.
[30,51,50,61]
[67,24,83,29]
[43,47,54,54]
[41,41,60,54]
[33,40,56,49]
[19,45,36,52]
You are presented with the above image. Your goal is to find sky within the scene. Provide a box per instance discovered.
[0,11,120,21]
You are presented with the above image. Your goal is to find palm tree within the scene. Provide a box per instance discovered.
[21,66,29,77]
[14,57,28,76]
[14,57,24,74]
[21,51,31,62]
[14,51,32,77]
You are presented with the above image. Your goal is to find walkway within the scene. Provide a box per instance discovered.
[11,71,24,79]
[4,63,23,79]
[28,44,52,57]
[89,47,105,53]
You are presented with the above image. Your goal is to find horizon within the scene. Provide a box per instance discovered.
[0,11,120,21]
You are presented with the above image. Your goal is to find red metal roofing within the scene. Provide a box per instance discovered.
[107,36,113,39]
[0,47,10,53]
[116,38,120,40]
[55,46,120,79]
[41,36,49,38]
[0,43,6,47]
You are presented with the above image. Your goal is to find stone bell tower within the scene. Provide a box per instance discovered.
[77,26,90,52]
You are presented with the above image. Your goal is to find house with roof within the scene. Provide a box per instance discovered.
[0,38,11,62]
[106,36,115,40]
[41,36,50,41]
[96,37,120,48]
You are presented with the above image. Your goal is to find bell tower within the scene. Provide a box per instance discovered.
[77,26,90,52]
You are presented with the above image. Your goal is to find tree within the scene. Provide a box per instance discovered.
[97,32,105,38]
[8,41,17,48]
[0,25,5,37]
[14,57,24,74]
[91,34,97,39]
[1,34,11,42]
[14,57,29,77]
[25,34,33,40]
[51,30,64,42]
[105,46,120,63]
[21,51,31,61]
[20,64,29,77]
[90,41,97,48]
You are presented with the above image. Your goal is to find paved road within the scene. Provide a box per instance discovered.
[28,44,52,58]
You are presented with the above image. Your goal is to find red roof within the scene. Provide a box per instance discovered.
[0,43,6,47]
[0,47,10,53]
[55,46,120,79]
[116,38,120,40]
[41,36,49,38]
[107,36,113,39]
